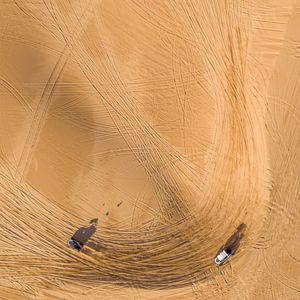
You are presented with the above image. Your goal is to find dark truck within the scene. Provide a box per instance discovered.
[67,219,98,251]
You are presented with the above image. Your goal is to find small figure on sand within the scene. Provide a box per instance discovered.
[67,218,98,251]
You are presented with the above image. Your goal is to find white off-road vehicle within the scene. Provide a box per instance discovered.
[214,248,233,265]
[214,223,246,265]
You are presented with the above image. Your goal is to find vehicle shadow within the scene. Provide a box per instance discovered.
[216,223,247,256]
[71,219,98,245]
[85,240,107,251]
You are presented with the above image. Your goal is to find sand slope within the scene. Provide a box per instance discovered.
[0,1,299,299]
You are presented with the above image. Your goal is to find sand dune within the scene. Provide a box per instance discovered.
[0,1,299,299]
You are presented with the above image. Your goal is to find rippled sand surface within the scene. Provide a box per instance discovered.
[0,1,299,299]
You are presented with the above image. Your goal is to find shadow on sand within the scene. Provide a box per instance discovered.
[216,223,247,256]
[71,219,98,245]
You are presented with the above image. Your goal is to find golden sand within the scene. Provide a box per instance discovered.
[0,1,299,299]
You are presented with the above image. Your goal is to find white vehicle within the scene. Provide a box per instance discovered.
[214,248,233,265]
[214,223,246,265]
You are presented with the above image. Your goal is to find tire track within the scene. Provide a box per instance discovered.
[0,77,33,113]
[15,0,97,183]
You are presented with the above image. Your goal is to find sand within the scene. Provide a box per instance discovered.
[0,0,299,299]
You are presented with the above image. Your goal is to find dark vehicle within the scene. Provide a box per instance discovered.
[67,219,98,252]
[67,239,83,251]
[214,223,246,265]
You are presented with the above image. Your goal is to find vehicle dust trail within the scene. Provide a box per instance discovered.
[0,0,299,299]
